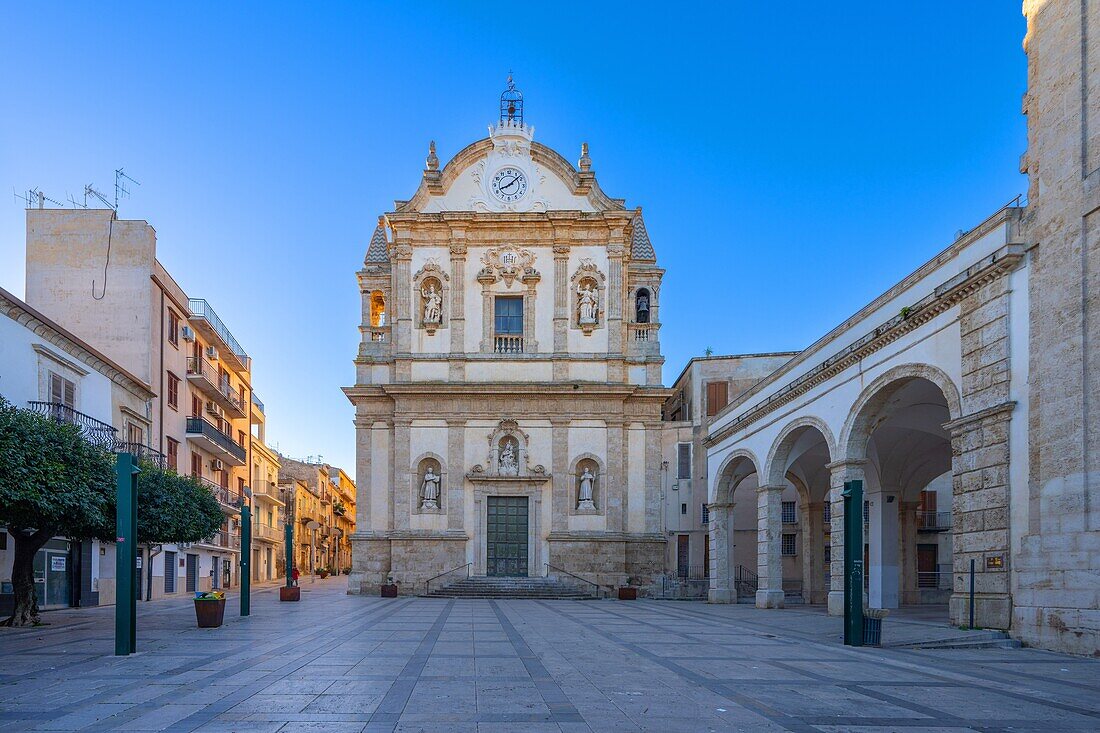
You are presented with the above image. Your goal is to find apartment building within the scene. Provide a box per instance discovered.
[0,286,155,611]
[277,457,355,575]
[249,396,284,582]
[329,466,356,573]
[24,208,259,598]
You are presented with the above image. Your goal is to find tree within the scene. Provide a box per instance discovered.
[0,396,115,626]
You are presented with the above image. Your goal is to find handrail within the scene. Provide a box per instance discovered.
[544,563,601,599]
[425,562,471,595]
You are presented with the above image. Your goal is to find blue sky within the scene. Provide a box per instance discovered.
[0,2,1027,470]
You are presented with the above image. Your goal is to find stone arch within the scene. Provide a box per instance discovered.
[369,290,386,327]
[711,448,761,504]
[764,415,837,488]
[568,452,605,512]
[411,452,446,514]
[839,363,962,462]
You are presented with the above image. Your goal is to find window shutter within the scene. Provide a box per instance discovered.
[50,372,62,404]
[706,381,728,416]
[63,379,75,408]
[677,443,691,479]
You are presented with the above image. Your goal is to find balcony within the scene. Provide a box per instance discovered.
[185,416,246,465]
[493,334,523,354]
[254,523,282,543]
[27,401,117,451]
[200,530,241,552]
[252,481,285,506]
[918,511,952,531]
[115,442,168,470]
[186,357,246,418]
[198,476,241,514]
[188,298,251,373]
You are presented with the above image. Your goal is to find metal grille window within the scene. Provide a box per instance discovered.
[700,503,710,525]
[781,501,797,524]
[824,502,831,523]
[677,443,691,479]
[494,296,523,334]
[782,533,797,556]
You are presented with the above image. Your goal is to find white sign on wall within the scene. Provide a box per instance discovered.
[50,556,66,571]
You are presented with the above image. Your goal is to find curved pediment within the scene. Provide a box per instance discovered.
[395,125,625,214]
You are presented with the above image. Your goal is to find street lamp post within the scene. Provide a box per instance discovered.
[239,485,252,617]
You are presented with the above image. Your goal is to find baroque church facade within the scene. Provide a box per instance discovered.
[345,81,668,593]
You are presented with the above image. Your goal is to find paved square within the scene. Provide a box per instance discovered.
[1,579,1098,732]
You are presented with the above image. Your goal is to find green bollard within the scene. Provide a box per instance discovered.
[240,503,251,617]
[114,453,139,656]
[842,479,865,647]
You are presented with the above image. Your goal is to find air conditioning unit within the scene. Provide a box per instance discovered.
[181,326,195,342]
[206,401,223,418]
[179,542,193,550]
[206,346,219,360]
[211,458,224,472]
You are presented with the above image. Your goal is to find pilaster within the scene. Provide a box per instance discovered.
[393,242,413,356]
[826,460,866,615]
[449,235,467,379]
[446,419,465,530]
[707,501,733,603]
[551,419,569,532]
[393,420,412,531]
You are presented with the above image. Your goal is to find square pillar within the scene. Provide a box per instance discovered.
[867,490,899,609]
[756,485,784,608]
[826,460,866,615]
[898,501,920,605]
[707,502,733,603]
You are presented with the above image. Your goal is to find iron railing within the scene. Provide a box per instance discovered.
[198,476,241,511]
[544,563,602,599]
[917,511,952,531]
[185,416,246,463]
[114,441,168,470]
[186,356,244,412]
[27,401,118,450]
[734,564,758,597]
[188,298,250,367]
[674,564,708,581]
[425,562,471,595]
[918,564,954,589]
[493,335,523,353]
[203,531,241,551]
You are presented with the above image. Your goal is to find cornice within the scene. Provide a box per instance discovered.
[706,243,1027,447]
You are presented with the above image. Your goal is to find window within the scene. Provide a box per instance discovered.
[705,381,728,416]
[676,443,691,479]
[49,372,75,408]
[700,503,710,525]
[191,453,202,479]
[824,502,831,523]
[238,477,246,497]
[191,395,201,418]
[680,503,687,515]
[167,372,180,410]
[494,296,523,334]
[863,500,870,523]
[237,430,246,448]
[167,310,180,347]
[781,501,797,524]
[127,423,143,445]
[824,545,831,564]
[782,533,797,556]
[166,438,179,472]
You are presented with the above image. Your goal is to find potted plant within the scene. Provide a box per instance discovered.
[617,577,640,600]
[380,575,399,598]
[193,590,227,627]
[318,567,330,579]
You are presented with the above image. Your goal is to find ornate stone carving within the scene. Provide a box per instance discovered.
[570,259,606,335]
[412,260,449,334]
[420,464,441,510]
[480,246,537,288]
[475,419,544,479]
[577,466,596,509]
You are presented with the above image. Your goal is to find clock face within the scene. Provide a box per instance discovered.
[491,166,529,203]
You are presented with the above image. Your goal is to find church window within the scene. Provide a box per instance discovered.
[635,288,651,323]
[494,296,523,333]
[370,291,386,327]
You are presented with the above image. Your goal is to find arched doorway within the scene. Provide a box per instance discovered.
[844,373,955,615]
[708,452,759,603]
[767,421,833,605]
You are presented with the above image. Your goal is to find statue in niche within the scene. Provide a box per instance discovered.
[421,283,442,325]
[577,283,599,325]
[499,439,518,476]
[577,466,596,510]
[420,465,440,510]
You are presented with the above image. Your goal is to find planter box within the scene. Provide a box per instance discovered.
[280,586,301,602]
[194,598,226,628]
[380,584,398,598]
[617,587,638,600]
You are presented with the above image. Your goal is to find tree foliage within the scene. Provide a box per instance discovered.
[133,465,223,544]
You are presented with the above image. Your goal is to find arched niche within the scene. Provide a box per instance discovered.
[412,453,445,514]
[570,260,606,335]
[634,287,652,324]
[412,260,450,335]
[570,453,605,514]
[369,290,387,327]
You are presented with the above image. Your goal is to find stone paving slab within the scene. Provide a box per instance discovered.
[0,578,1098,732]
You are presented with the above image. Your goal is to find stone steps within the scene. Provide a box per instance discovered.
[424,576,597,600]
[892,630,1022,649]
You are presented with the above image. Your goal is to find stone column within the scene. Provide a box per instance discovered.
[867,489,900,609]
[707,501,733,603]
[448,235,467,379]
[392,420,412,531]
[606,421,624,533]
[756,485,785,608]
[353,416,372,532]
[803,501,826,604]
[393,243,413,357]
[898,500,919,605]
[826,460,866,615]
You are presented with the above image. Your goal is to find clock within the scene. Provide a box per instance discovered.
[491,166,529,203]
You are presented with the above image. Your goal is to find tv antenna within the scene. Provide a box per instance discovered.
[114,168,140,210]
[14,187,64,209]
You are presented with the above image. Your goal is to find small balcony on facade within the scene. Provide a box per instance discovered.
[252,481,285,506]
[917,511,952,532]
[253,522,282,544]
[493,334,523,354]
[185,416,246,465]
[198,476,241,515]
[27,401,117,450]
[186,356,246,419]
[199,530,241,552]
[188,298,251,373]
